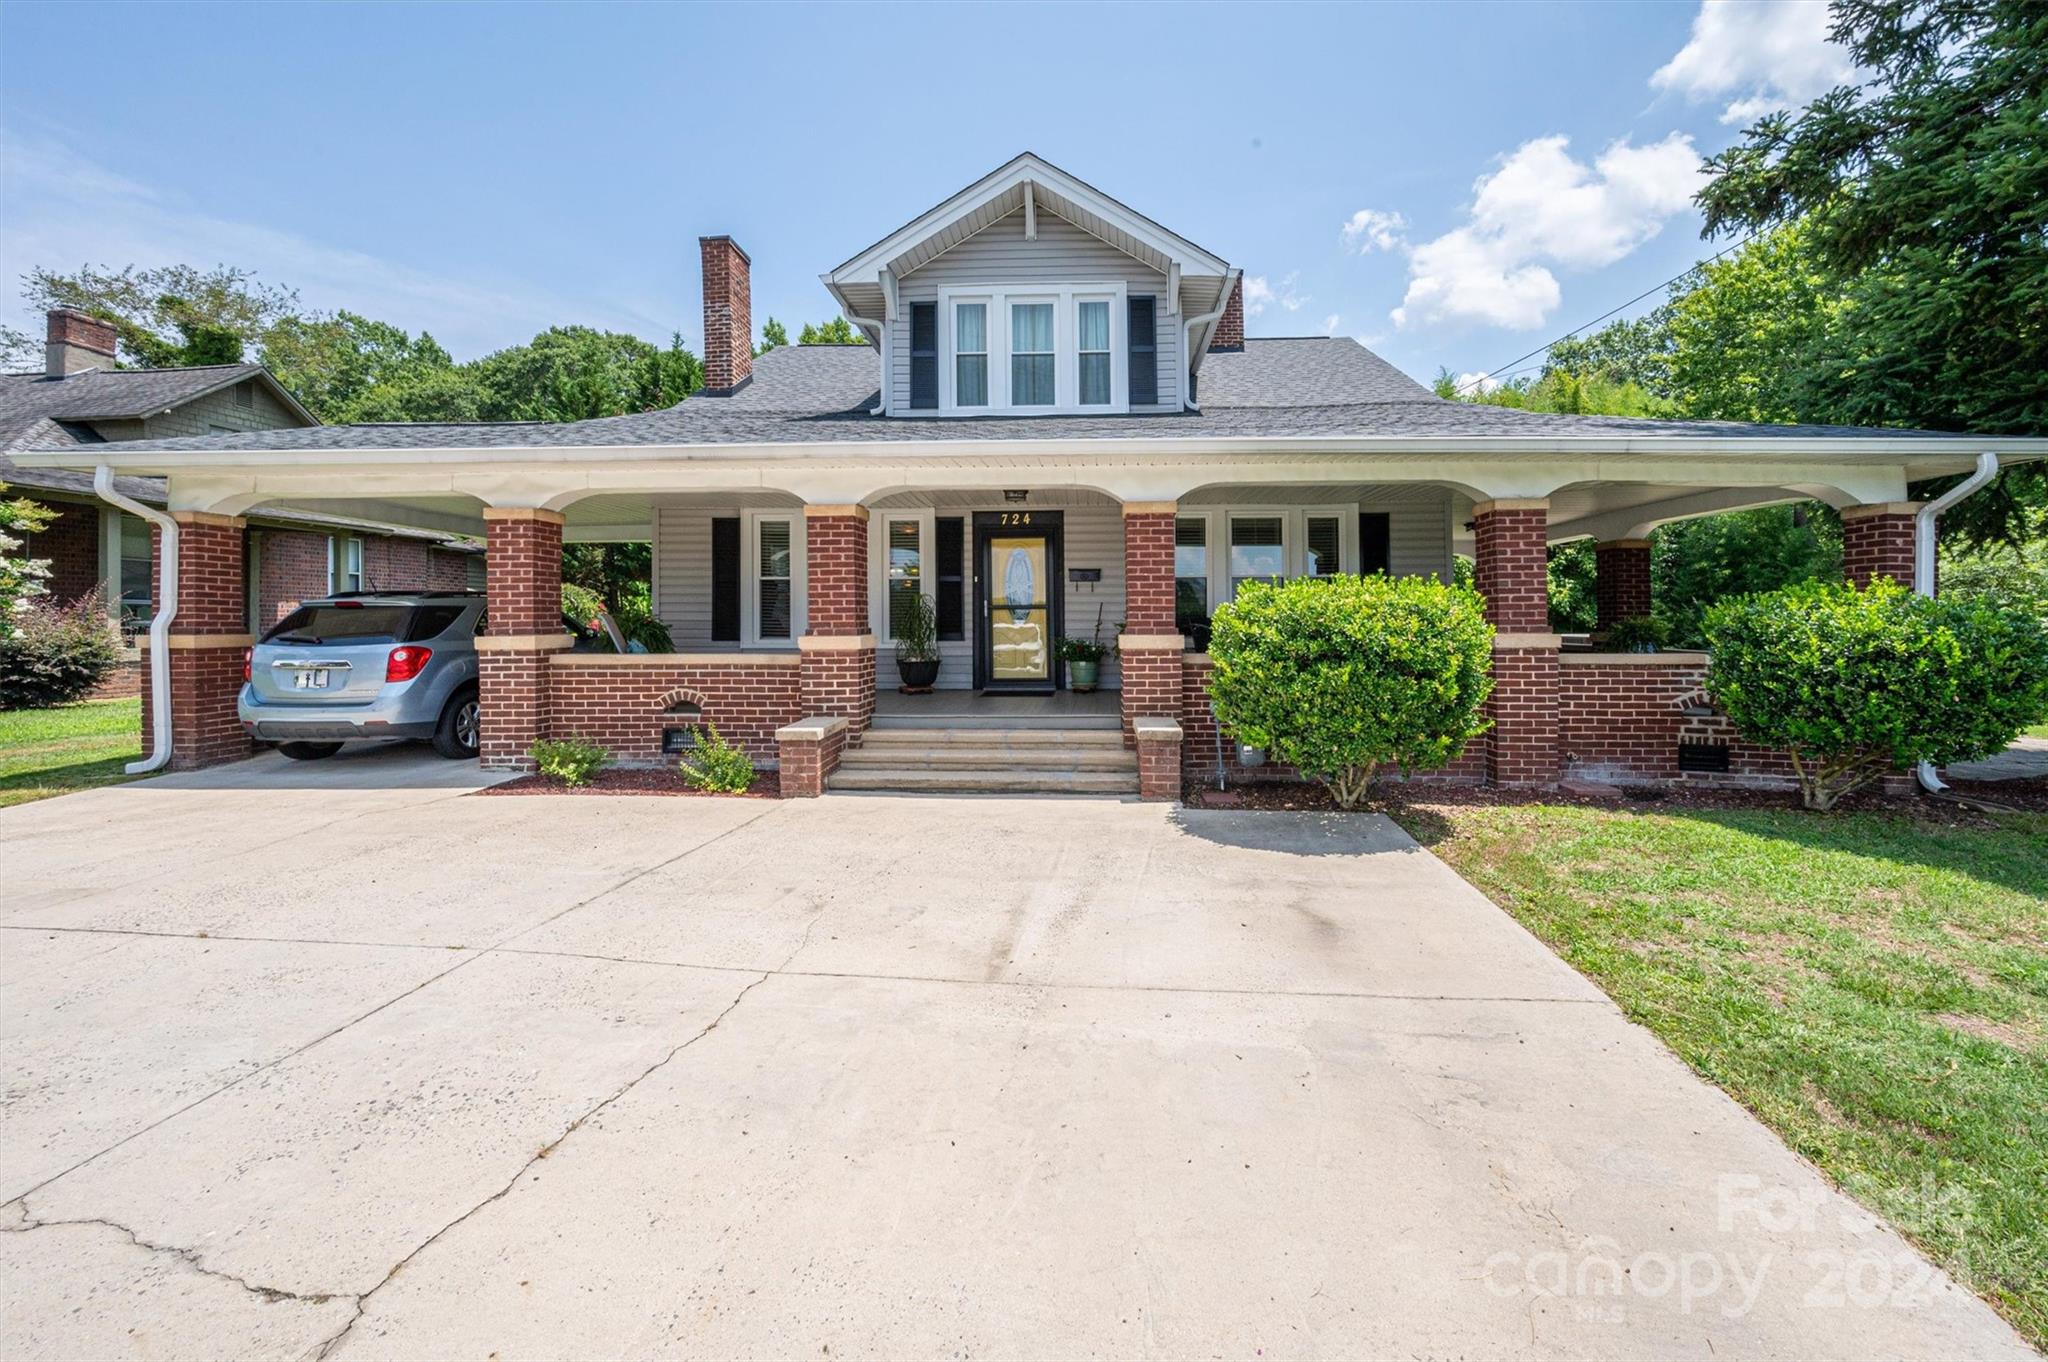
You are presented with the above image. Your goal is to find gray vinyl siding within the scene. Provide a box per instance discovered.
[889,210,1182,415]
[1387,495,1454,582]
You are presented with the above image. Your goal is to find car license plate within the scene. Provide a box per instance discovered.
[294,669,331,690]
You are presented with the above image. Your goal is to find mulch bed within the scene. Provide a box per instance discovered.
[476,767,781,799]
[1184,773,2048,825]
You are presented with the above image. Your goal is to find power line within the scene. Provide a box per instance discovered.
[1454,232,1760,395]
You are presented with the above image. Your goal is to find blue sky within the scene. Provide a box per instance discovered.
[0,1,1855,391]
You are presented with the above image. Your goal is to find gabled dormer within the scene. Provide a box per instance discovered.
[822,153,1239,418]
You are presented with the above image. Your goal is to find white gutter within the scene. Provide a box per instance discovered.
[94,466,177,774]
[1914,450,2001,793]
[1179,268,1242,412]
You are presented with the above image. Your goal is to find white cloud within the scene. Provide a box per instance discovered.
[1321,313,1341,336]
[1651,0,1859,124]
[1391,133,1701,330]
[1456,370,1502,394]
[1340,208,1407,253]
[1277,271,1308,312]
[0,131,667,360]
[1241,275,1276,317]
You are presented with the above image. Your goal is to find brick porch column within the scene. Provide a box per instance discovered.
[1593,538,1652,633]
[1475,499,1560,787]
[1840,502,1921,587]
[477,508,568,771]
[1118,501,1184,749]
[142,511,254,770]
[799,505,876,739]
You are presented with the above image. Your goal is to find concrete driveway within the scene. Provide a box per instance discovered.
[0,770,2030,1360]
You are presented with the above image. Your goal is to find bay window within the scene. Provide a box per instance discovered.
[1010,302,1055,406]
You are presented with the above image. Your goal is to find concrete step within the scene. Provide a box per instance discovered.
[826,765,1141,795]
[840,744,1137,771]
[859,726,1127,749]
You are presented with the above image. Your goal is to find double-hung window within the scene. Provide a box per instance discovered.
[954,303,988,408]
[332,536,363,593]
[1175,517,1210,630]
[1304,515,1343,580]
[744,512,805,645]
[1009,301,1056,407]
[886,517,922,640]
[1228,516,1287,596]
[1077,300,1111,406]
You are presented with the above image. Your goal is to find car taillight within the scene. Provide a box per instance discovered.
[243,648,252,683]
[386,646,432,683]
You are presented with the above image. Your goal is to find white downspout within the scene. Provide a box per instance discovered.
[1913,450,2000,793]
[1180,268,1242,412]
[94,466,177,774]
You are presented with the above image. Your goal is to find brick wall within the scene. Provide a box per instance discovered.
[1209,279,1244,351]
[799,647,877,738]
[1841,505,1918,587]
[478,511,566,770]
[1593,539,1652,632]
[804,510,869,635]
[777,722,848,797]
[478,651,551,770]
[1487,647,1561,786]
[1559,656,1792,786]
[1121,510,1176,632]
[142,514,253,769]
[1120,646,1183,745]
[21,497,99,604]
[257,530,331,625]
[545,660,803,765]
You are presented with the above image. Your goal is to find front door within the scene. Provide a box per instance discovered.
[973,510,1063,692]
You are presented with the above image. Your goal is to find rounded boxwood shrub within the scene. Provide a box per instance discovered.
[1208,575,1494,808]
[1704,579,2048,811]
[0,590,123,709]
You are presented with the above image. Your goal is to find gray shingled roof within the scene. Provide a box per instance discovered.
[22,339,1982,456]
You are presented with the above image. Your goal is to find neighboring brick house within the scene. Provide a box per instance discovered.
[16,154,2043,789]
[2,310,480,694]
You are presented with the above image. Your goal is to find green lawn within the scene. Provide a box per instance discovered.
[1387,800,2048,1348]
[2026,721,2048,740]
[0,698,145,809]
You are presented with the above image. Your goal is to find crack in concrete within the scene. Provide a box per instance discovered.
[305,967,774,1361]
[1,1204,350,1309]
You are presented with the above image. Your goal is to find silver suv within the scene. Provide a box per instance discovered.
[240,591,484,761]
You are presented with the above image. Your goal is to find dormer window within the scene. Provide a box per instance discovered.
[937,284,1127,415]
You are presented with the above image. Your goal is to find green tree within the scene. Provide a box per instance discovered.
[1654,505,1841,647]
[260,311,463,422]
[1,485,55,619]
[757,317,789,355]
[1664,225,1844,424]
[470,326,701,422]
[10,264,298,369]
[1696,0,2048,543]
[797,317,868,346]
[1544,312,1674,395]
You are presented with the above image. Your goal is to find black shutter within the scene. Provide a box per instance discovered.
[1360,512,1391,576]
[935,516,965,641]
[711,517,741,641]
[910,303,938,409]
[1128,296,1157,406]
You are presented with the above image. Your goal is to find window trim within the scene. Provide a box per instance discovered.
[330,535,364,594]
[952,301,989,409]
[869,509,938,641]
[936,282,1128,415]
[742,510,807,648]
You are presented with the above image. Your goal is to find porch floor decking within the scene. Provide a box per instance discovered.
[871,689,1120,731]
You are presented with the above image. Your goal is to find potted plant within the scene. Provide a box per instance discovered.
[895,590,941,691]
[1604,615,1669,653]
[1055,636,1108,691]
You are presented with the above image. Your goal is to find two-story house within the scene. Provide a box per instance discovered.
[17,154,2041,790]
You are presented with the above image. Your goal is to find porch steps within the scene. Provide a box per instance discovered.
[866,711,1122,733]
[829,723,1139,796]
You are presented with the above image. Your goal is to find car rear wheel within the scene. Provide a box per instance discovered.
[277,742,343,761]
[432,686,480,759]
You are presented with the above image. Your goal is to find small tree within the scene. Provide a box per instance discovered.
[1705,580,2048,811]
[1207,575,1494,808]
[1,485,54,621]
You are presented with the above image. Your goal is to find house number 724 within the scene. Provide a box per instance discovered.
[1000,512,1033,525]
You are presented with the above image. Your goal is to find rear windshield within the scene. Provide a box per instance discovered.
[265,604,412,645]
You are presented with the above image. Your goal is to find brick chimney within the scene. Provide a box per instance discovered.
[700,235,752,393]
[1208,277,1244,352]
[46,309,118,376]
